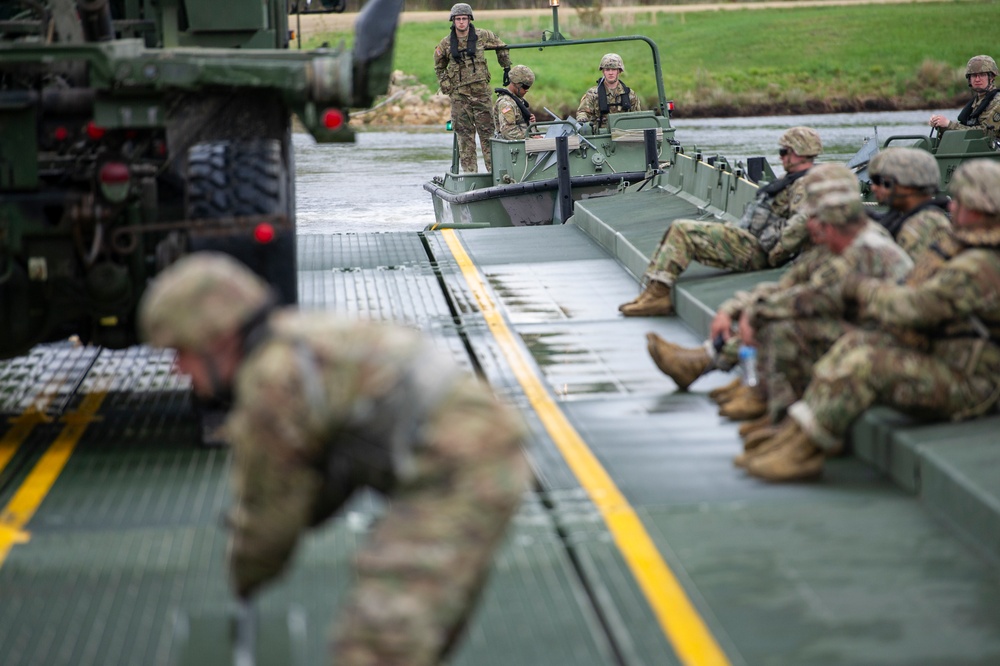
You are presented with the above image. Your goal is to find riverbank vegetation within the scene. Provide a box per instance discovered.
[309,0,1000,121]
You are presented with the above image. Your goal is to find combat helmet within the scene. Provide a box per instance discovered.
[872,147,940,192]
[965,55,998,80]
[139,252,273,352]
[778,126,822,158]
[801,163,861,222]
[450,3,474,20]
[811,188,865,227]
[949,159,1000,217]
[508,65,535,87]
[599,53,625,73]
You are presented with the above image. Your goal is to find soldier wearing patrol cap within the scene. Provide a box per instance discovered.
[620,126,822,318]
[867,146,951,259]
[139,252,531,665]
[576,53,642,132]
[645,165,911,446]
[494,64,537,140]
[746,159,1000,482]
[434,3,511,172]
[930,55,1000,145]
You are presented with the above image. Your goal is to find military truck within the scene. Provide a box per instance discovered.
[0,0,401,359]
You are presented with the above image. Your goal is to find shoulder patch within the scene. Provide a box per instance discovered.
[435,46,442,57]
[993,111,1000,123]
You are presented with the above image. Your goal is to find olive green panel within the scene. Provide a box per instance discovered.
[0,106,38,190]
[183,0,267,32]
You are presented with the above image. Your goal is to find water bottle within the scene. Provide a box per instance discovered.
[738,345,759,388]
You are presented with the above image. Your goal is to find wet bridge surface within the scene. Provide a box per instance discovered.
[2,202,1000,665]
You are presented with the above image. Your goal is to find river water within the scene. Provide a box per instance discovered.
[292,107,954,234]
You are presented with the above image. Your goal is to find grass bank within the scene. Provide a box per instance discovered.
[306,0,1000,118]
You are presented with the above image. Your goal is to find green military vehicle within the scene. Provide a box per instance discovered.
[0,0,401,359]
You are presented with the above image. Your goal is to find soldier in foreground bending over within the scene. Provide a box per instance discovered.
[744,160,1000,482]
[139,253,531,665]
[619,126,821,317]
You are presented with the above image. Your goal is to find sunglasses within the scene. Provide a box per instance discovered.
[870,174,895,188]
[520,84,531,91]
[778,147,791,157]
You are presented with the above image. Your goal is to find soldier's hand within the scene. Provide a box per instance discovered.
[710,310,733,342]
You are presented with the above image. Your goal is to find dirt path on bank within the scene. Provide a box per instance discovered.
[292,0,944,35]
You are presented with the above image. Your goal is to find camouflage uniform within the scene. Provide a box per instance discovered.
[786,160,1000,451]
[494,65,534,140]
[139,254,531,666]
[576,81,641,130]
[938,55,1000,145]
[435,21,510,172]
[645,171,809,287]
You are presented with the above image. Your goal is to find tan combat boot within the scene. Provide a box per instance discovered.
[718,386,767,420]
[709,377,743,404]
[619,281,673,317]
[746,421,824,482]
[738,414,772,439]
[734,418,795,469]
[645,333,711,390]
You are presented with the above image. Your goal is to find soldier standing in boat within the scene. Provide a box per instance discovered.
[576,53,642,133]
[494,64,536,140]
[929,55,1000,146]
[435,3,511,173]
[618,126,821,317]
[139,253,531,666]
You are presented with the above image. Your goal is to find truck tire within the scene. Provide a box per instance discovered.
[184,139,297,305]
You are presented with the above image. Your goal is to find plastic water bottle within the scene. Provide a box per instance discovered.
[738,345,759,388]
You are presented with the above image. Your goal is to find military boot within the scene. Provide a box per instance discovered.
[733,418,796,469]
[645,333,711,390]
[718,386,767,420]
[746,421,824,482]
[708,377,743,404]
[619,281,673,317]
[738,414,772,440]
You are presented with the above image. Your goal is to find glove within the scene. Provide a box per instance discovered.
[503,67,511,86]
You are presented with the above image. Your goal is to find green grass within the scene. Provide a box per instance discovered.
[306,0,1000,116]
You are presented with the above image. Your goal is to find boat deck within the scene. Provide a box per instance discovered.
[3,201,1000,664]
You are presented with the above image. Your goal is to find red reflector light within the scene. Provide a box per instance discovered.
[54,126,69,141]
[253,223,276,244]
[666,101,676,112]
[86,121,106,140]
[99,161,130,184]
[322,108,345,130]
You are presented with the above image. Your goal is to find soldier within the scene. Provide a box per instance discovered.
[744,159,1000,482]
[576,53,642,133]
[929,55,1000,145]
[647,165,912,435]
[434,3,511,173]
[619,126,821,317]
[494,64,536,140]
[138,253,531,665]
[868,147,951,259]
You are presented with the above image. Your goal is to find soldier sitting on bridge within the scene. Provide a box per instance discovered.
[743,159,1000,482]
[619,126,821,317]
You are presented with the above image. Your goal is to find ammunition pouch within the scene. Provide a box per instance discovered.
[737,196,785,253]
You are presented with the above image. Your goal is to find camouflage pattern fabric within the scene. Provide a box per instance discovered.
[947,84,1000,143]
[645,220,770,287]
[644,172,810,286]
[223,312,530,665]
[450,84,495,172]
[790,239,1000,448]
[435,28,510,172]
[895,205,952,260]
[495,94,528,140]
[749,223,913,421]
[575,81,641,129]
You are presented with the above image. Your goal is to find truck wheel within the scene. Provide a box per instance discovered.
[183,139,296,447]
